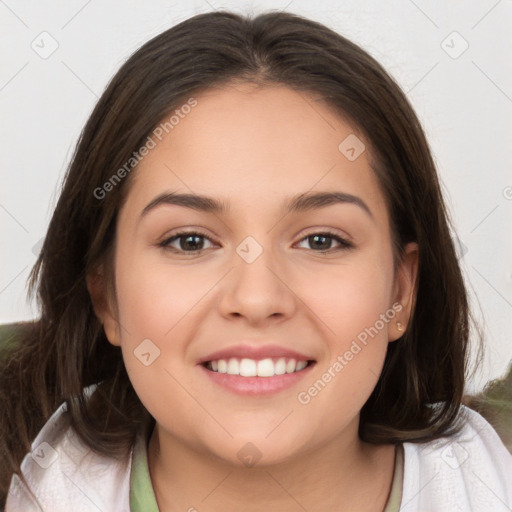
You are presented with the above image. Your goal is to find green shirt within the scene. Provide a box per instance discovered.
[129,434,403,512]
[129,429,160,512]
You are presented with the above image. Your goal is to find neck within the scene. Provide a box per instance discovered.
[147,418,396,512]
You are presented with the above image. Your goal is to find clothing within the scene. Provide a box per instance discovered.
[385,444,404,512]
[130,426,159,512]
[5,395,512,511]
[128,430,403,512]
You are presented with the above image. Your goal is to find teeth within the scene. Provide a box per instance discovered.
[239,358,256,377]
[227,358,240,375]
[274,358,286,375]
[217,359,227,373]
[206,357,310,377]
[296,360,308,371]
[257,358,275,377]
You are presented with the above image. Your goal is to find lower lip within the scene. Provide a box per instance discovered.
[198,362,316,396]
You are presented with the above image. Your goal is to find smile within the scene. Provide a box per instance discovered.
[199,357,316,396]
[203,357,312,377]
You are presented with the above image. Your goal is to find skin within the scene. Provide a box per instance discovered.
[88,82,418,511]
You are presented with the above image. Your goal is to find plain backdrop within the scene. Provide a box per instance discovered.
[1,0,511,394]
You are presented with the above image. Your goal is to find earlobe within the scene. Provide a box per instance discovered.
[86,268,121,347]
[389,242,419,342]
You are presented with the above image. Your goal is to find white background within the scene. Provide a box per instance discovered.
[1,0,511,394]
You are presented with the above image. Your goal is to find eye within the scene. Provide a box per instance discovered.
[295,231,353,253]
[158,230,353,255]
[159,231,215,253]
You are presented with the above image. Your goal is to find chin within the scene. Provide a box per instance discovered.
[204,433,309,469]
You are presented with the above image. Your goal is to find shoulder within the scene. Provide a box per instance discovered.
[5,386,133,512]
[401,404,512,512]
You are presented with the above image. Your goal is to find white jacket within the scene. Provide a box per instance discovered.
[5,400,512,511]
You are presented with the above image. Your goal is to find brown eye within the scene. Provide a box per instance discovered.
[159,231,214,253]
[296,232,353,253]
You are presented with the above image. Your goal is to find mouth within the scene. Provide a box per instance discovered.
[202,357,315,377]
[199,357,317,396]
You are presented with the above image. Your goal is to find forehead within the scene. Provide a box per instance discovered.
[120,83,388,226]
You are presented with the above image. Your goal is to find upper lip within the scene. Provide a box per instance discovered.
[197,344,315,364]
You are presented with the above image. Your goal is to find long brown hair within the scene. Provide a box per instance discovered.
[0,10,482,506]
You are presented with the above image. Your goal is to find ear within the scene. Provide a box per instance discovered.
[86,266,121,347]
[388,242,419,342]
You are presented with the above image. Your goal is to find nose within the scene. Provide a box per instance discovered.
[217,241,297,326]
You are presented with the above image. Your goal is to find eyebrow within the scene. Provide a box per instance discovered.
[140,190,373,220]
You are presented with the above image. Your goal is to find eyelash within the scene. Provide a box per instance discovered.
[158,230,354,255]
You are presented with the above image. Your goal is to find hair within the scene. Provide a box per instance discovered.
[0,9,482,507]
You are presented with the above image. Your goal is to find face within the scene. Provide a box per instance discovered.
[91,82,418,466]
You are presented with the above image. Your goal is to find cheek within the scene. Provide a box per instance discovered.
[300,250,395,343]
[112,250,180,391]
[112,248,220,425]
[292,250,394,416]
[115,248,209,340]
